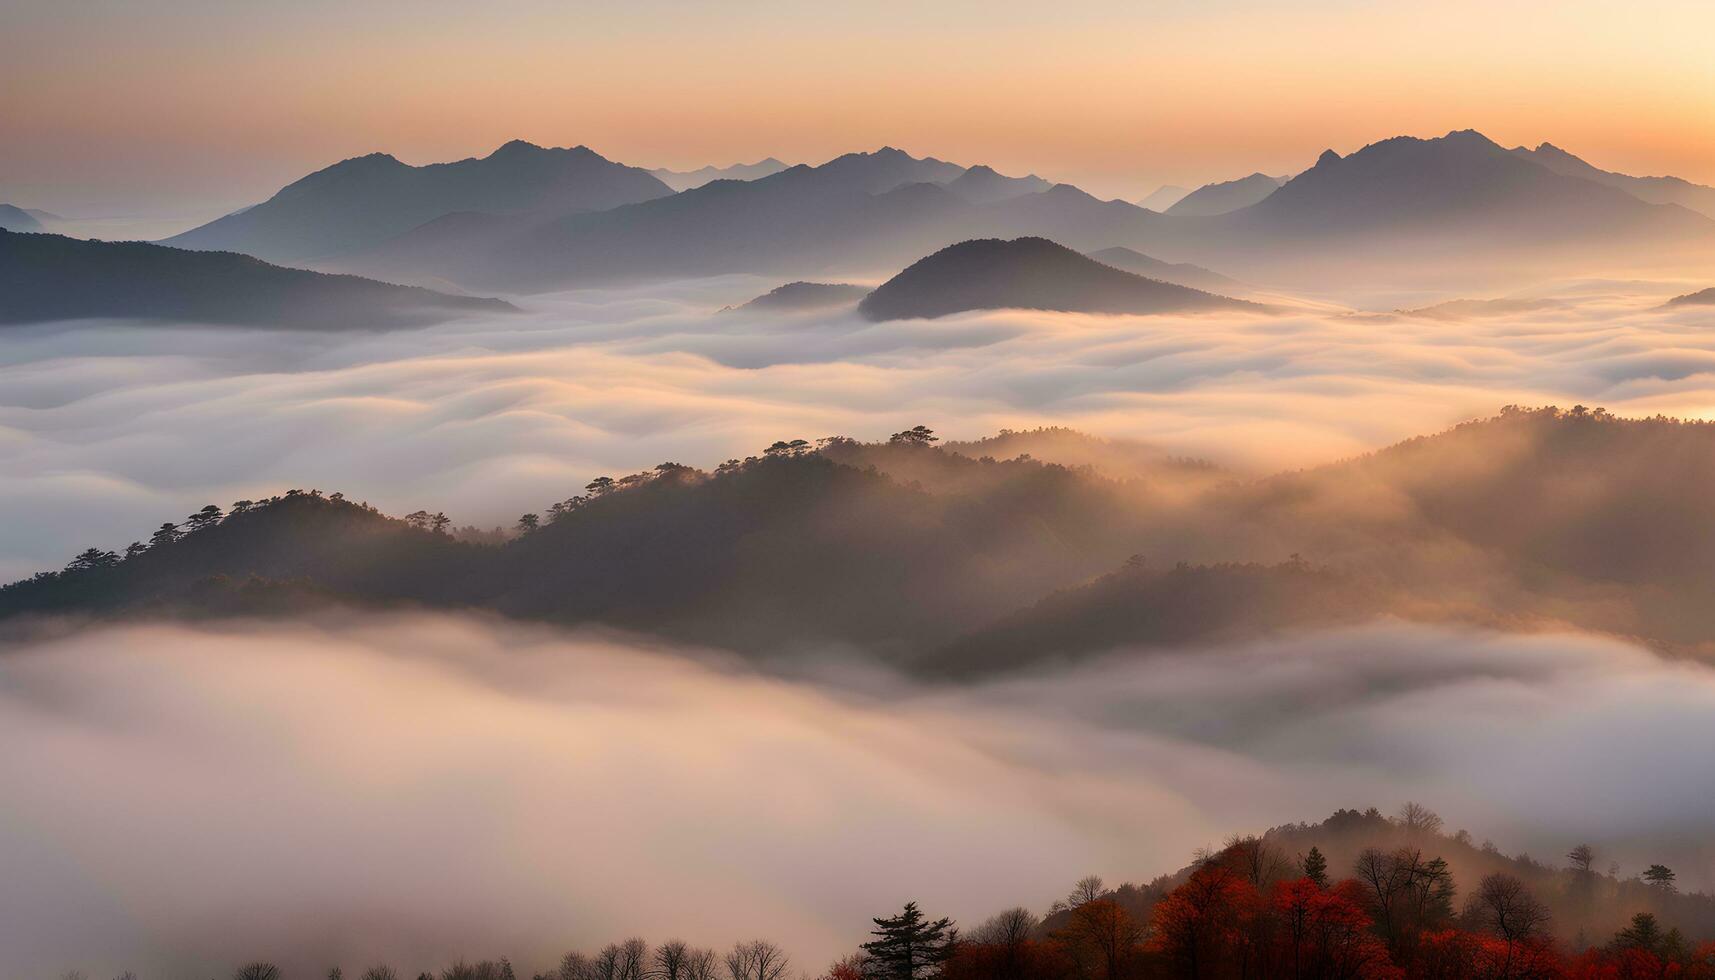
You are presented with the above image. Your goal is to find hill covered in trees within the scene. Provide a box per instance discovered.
[11,408,1715,669]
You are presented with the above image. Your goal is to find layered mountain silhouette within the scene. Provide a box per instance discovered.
[857,238,1257,320]
[0,229,513,328]
[1164,172,1284,216]
[0,204,44,232]
[1667,287,1715,307]
[312,132,1715,293]
[1137,184,1191,211]
[650,158,790,191]
[727,281,870,314]
[1217,131,1712,249]
[163,141,672,263]
[942,164,1052,204]
[1084,246,1243,293]
[1513,142,1715,219]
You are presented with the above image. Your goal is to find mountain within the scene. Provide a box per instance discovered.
[726,281,870,314]
[650,158,790,191]
[1513,142,1715,219]
[1232,130,1711,242]
[857,237,1257,320]
[0,230,513,328]
[13,408,1715,668]
[1084,246,1244,293]
[0,204,44,232]
[335,131,1715,298]
[943,164,1052,204]
[1164,172,1284,216]
[1138,184,1191,211]
[163,141,673,263]
[1667,287,1715,307]
[338,148,989,289]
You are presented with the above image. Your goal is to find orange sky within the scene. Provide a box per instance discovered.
[4,0,1713,220]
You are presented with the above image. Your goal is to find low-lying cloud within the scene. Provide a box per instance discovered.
[3,275,1715,578]
[3,614,1714,977]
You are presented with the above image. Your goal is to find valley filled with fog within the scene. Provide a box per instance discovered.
[6,275,1714,581]
[4,614,1715,978]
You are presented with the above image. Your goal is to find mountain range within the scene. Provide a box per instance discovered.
[0,204,45,232]
[1513,141,1715,219]
[163,141,672,263]
[0,230,513,328]
[650,158,790,191]
[326,131,1715,293]
[1137,184,1191,211]
[1163,172,1285,216]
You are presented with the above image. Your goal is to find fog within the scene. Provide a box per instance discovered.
[4,614,1714,977]
[5,274,1715,579]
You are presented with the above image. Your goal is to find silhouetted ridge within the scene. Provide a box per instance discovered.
[0,229,514,328]
[727,281,869,313]
[1164,172,1283,216]
[1666,287,1715,307]
[857,237,1257,320]
[164,141,672,262]
[0,203,45,232]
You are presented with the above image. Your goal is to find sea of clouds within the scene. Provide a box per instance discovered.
[3,275,1714,580]
[3,615,1714,977]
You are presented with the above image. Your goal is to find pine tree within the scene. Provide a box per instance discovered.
[861,902,955,980]
[1301,846,1329,888]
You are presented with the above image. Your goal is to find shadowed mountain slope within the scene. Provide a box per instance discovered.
[0,229,513,328]
[1084,246,1244,293]
[726,281,870,314]
[0,204,45,232]
[1164,172,1284,216]
[1667,287,1715,307]
[857,237,1257,320]
[650,157,790,191]
[163,141,672,263]
[1513,142,1715,219]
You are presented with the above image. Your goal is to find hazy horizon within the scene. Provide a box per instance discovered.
[7,0,1715,218]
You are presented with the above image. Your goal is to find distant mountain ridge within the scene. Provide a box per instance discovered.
[857,237,1258,320]
[1084,246,1244,293]
[650,158,790,191]
[1512,142,1715,219]
[1137,185,1191,211]
[0,204,44,232]
[326,130,1715,292]
[163,140,673,263]
[0,229,513,328]
[1164,172,1285,216]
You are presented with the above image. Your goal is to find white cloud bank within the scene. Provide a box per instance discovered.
[3,615,1714,977]
[2,274,1714,578]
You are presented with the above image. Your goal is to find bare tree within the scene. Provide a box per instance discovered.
[1567,844,1596,876]
[1222,835,1291,888]
[683,949,719,980]
[235,965,283,980]
[725,941,790,980]
[1468,873,1549,942]
[973,907,1039,946]
[558,953,595,980]
[1397,802,1444,837]
[361,967,400,980]
[654,941,691,980]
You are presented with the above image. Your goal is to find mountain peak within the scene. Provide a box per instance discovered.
[1315,149,1342,167]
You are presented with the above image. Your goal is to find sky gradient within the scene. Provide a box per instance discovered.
[4,0,1714,222]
